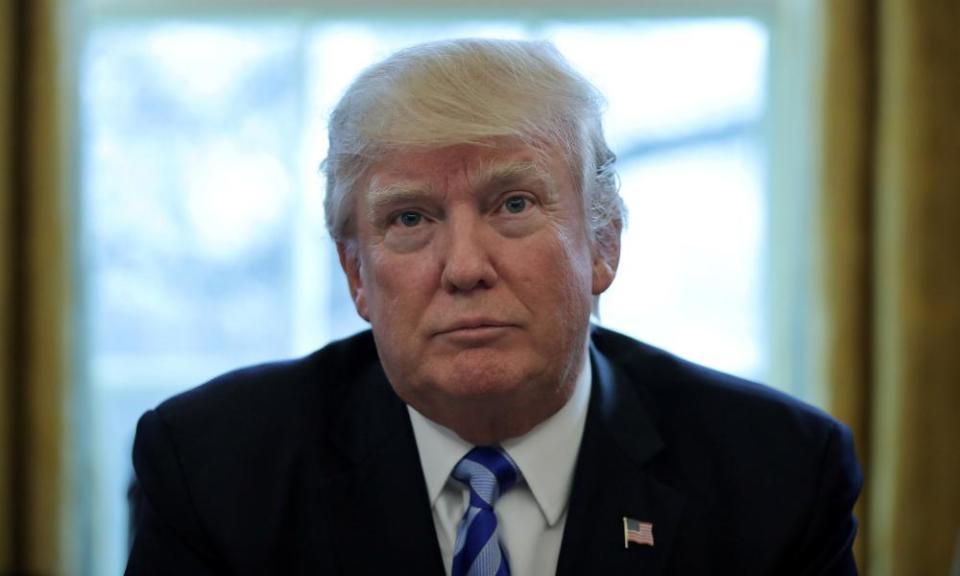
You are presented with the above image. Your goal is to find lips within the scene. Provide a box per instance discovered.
[433,319,517,337]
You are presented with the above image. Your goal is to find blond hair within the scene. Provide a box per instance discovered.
[322,38,622,245]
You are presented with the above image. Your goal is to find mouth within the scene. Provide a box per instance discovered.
[432,319,518,342]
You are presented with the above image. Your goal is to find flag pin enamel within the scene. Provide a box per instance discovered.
[623,517,655,548]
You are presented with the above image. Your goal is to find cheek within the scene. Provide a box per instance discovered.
[363,249,435,323]
[517,234,594,317]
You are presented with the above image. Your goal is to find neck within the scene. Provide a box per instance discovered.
[412,350,588,445]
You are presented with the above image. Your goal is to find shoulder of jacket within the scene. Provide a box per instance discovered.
[152,330,379,438]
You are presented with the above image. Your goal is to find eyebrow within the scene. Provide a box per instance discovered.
[364,158,559,220]
[365,182,432,222]
[473,160,558,199]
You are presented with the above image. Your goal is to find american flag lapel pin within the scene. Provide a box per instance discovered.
[623,516,655,548]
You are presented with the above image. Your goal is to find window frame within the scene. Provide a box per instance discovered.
[66,3,820,574]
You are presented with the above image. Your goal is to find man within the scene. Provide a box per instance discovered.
[126,39,862,575]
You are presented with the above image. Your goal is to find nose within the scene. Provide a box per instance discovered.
[439,212,499,293]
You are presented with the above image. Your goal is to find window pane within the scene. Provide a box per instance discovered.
[545,20,767,148]
[84,24,301,366]
[83,23,302,575]
[546,20,769,379]
[600,138,767,379]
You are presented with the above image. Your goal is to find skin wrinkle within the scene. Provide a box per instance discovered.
[338,140,618,444]
[365,158,559,227]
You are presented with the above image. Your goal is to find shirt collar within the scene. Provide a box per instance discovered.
[408,350,591,527]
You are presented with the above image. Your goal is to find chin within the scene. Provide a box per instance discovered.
[438,367,527,400]
[438,349,543,395]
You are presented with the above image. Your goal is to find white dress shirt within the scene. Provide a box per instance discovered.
[408,352,591,576]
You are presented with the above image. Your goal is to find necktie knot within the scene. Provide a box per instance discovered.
[452,446,521,509]
[450,446,520,576]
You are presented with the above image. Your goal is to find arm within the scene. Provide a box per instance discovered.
[125,409,223,576]
[793,421,864,575]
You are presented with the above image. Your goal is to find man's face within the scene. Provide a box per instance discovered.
[339,140,619,442]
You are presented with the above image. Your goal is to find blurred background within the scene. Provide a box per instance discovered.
[1,0,957,574]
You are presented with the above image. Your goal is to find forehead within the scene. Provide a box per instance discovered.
[364,140,571,194]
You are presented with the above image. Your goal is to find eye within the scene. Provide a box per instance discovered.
[503,195,529,214]
[396,211,423,227]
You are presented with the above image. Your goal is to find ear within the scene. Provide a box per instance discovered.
[591,218,621,295]
[337,241,370,321]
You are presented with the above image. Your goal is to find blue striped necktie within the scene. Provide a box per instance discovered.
[451,446,521,576]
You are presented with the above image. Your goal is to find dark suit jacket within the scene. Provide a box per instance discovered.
[126,327,862,575]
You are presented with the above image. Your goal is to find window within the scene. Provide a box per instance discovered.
[78,9,789,575]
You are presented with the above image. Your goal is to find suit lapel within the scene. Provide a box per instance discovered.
[322,361,445,575]
[556,343,686,576]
